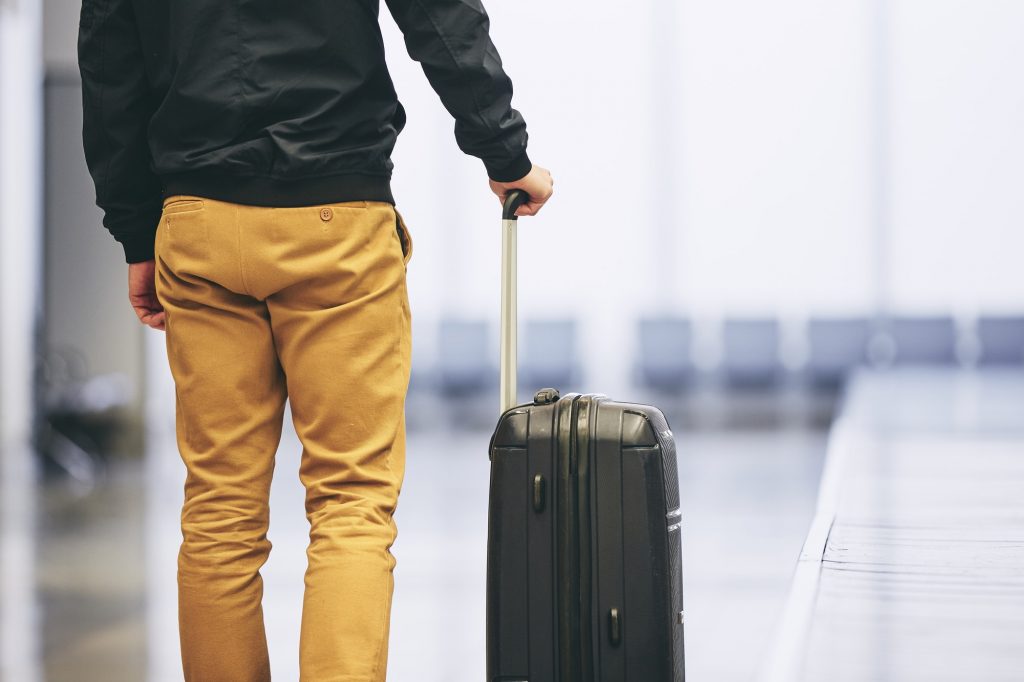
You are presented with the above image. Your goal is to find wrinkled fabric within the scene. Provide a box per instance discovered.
[155,195,413,681]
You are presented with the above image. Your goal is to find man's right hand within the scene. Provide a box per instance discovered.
[489,164,554,217]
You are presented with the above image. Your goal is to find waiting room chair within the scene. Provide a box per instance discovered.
[721,318,782,387]
[805,317,870,387]
[977,316,1024,365]
[437,318,494,396]
[889,316,958,365]
[636,316,694,392]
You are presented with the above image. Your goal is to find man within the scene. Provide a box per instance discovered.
[77,0,553,678]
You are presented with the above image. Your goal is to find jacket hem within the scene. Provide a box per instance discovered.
[160,169,396,207]
[122,233,157,264]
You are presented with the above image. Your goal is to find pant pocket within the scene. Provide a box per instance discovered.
[394,207,413,266]
[162,195,206,214]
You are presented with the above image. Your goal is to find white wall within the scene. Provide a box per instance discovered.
[382,0,672,396]
[1,0,44,677]
[677,0,875,316]
[378,0,1024,392]
[888,0,1024,314]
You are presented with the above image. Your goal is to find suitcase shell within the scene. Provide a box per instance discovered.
[486,391,685,682]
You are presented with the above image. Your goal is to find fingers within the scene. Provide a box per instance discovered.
[140,309,165,330]
[128,260,164,329]
[515,201,544,217]
[132,302,166,330]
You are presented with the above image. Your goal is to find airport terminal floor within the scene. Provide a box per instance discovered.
[16,367,1024,681]
[26,391,825,681]
[760,368,1024,682]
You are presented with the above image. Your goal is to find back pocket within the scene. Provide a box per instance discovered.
[162,197,205,215]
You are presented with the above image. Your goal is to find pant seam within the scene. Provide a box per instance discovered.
[369,264,408,681]
[235,204,251,295]
[369,512,398,681]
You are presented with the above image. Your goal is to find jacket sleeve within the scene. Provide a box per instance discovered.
[383,0,532,182]
[78,0,163,264]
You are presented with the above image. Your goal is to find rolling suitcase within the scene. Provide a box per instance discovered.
[485,191,686,682]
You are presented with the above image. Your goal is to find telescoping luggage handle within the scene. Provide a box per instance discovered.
[500,190,530,414]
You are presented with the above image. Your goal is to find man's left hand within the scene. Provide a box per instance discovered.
[129,259,165,331]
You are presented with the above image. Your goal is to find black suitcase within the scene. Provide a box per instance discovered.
[485,191,686,682]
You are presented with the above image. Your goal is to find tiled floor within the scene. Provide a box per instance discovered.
[31,404,827,681]
[760,369,1024,682]
[36,466,146,682]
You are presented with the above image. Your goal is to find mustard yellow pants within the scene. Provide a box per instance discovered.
[153,194,413,682]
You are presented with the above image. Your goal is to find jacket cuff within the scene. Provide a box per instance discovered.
[120,228,157,263]
[485,150,533,183]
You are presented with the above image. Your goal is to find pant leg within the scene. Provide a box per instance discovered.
[154,195,287,682]
[240,200,412,682]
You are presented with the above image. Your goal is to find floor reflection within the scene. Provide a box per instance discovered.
[34,406,826,681]
[37,460,145,681]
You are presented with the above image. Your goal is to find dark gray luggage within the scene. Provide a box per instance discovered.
[485,191,686,682]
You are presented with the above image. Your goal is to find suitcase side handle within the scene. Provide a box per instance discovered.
[499,190,530,414]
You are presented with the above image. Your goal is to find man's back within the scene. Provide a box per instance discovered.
[79,0,534,262]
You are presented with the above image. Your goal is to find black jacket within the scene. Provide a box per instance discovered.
[78,0,531,263]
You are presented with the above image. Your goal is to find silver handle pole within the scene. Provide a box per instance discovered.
[499,191,529,415]
[500,217,517,414]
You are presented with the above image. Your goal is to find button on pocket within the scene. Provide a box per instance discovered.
[320,207,333,221]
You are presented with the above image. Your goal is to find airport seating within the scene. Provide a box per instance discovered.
[436,318,494,395]
[721,318,782,387]
[977,316,1024,365]
[889,315,958,365]
[636,316,694,391]
[805,317,871,387]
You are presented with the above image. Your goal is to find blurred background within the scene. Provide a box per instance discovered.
[2,0,1023,680]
